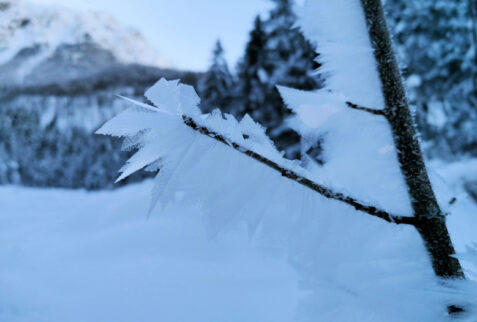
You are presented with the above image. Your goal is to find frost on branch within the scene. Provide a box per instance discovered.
[277,87,412,216]
[268,0,411,216]
[296,0,384,110]
[97,78,472,321]
[97,78,412,224]
[97,79,287,222]
[96,0,476,317]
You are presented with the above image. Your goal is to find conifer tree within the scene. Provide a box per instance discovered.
[198,40,235,113]
[236,1,321,159]
[234,16,268,119]
[386,0,477,158]
[263,0,320,91]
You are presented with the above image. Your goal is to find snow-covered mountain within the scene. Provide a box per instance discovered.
[0,0,172,86]
[0,0,202,189]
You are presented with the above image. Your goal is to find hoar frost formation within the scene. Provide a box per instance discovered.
[98,0,477,317]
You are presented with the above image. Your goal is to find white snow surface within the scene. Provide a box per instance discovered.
[1,166,476,321]
[429,158,477,281]
[0,0,170,70]
[0,181,301,322]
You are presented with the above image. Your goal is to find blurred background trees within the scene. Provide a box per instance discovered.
[199,0,322,159]
[386,0,477,158]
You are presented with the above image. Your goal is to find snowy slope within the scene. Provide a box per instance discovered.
[0,0,171,85]
[0,165,476,321]
[0,181,302,322]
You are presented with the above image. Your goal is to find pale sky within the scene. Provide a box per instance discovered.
[32,0,274,71]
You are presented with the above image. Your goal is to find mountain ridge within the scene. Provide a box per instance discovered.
[0,0,203,189]
[0,0,173,86]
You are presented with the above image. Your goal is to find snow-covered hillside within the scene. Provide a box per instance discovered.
[0,0,171,85]
[0,181,302,322]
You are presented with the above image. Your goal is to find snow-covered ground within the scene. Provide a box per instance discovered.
[429,158,477,270]
[0,181,302,322]
[0,159,476,322]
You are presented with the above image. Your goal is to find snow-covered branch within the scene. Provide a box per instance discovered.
[95,0,475,316]
[98,79,413,226]
[182,114,411,225]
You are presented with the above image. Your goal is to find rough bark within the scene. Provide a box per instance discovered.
[359,0,464,279]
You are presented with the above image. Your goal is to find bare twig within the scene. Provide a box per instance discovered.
[182,115,414,226]
[346,101,386,116]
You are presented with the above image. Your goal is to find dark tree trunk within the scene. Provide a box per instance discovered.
[359,0,464,280]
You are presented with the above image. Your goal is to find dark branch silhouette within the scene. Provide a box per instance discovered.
[345,101,386,116]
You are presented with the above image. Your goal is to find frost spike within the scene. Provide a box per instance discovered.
[182,115,412,225]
